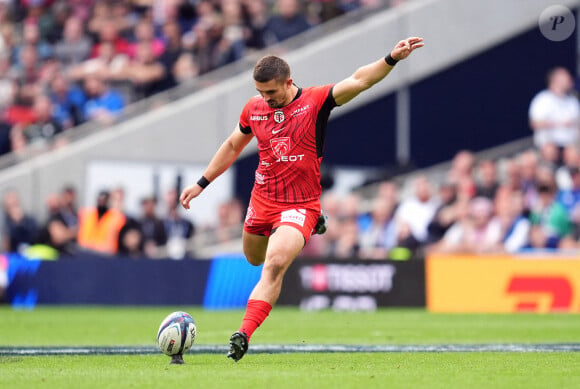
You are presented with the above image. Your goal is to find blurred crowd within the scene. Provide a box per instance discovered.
[7,138,580,264]
[302,66,580,260]
[0,182,248,261]
[1,65,580,265]
[0,0,391,159]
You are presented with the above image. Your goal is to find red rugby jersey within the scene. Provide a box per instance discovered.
[239,85,337,203]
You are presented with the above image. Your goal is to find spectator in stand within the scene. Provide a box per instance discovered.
[2,189,38,253]
[12,21,53,67]
[446,149,475,185]
[327,193,362,258]
[59,184,79,234]
[111,186,145,258]
[45,0,70,44]
[503,157,523,192]
[127,19,166,60]
[528,180,572,243]
[221,0,246,59]
[455,172,477,203]
[159,20,184,89]
[53,15,92,68]
[494,186,530,253]
[306,0,344,25]
[21,1,56,42]
[426,181,457,244]
[539,142,560,171]
[139,195,167,258]
[117,217,145,258]
[517,150,540,213]
[35,192,78,255]
[9,44,42,109]
[162,188,195,260]
[116,41,167,99]
[555,146,580,190]
[77,190,126,255]
[87,0,111,40]
[182,12,242,75]
[10,94,63,153]
[213,197,244,244]
[89,18,130,59]
[172,52,199,84]
[475,159,499,200]
[109,186,129,215]
[48,73,86,129]
[0,2,13,50]
[529,67,579,159]
[333,216,360,258]
[68,39,129,82]
[110,1,137,40]
[394,175,439,245]
[522,224,560,250]
[82,74,125,125]
[264,0,311,44]
[242,0,269,50]
[557,166,580,214]
[69,39,134,103]
[358,196,397,259]
[374,180,400,213]
[68,0,95,24]
[434,196,502,254]
[0,53,14,110]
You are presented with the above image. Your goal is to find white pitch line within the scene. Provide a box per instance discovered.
[2,344,580,356]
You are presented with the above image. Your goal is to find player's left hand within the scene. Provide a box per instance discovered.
[391,37,424,61]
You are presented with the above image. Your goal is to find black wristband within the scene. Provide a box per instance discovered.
[385,53,399,66]
[197,176,210,189]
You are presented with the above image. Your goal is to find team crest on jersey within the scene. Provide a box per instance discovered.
[270,137,291,157]
[273,110,285,123]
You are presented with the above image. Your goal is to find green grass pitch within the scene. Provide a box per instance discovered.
[1,307,580,388]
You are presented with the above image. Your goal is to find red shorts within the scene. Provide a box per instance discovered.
[244,192,321,243]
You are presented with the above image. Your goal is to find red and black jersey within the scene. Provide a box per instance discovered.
[239,85,337,203]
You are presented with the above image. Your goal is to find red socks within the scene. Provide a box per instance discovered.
[239,299,272,340]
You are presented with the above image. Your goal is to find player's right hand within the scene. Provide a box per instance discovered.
[180,184,203,210]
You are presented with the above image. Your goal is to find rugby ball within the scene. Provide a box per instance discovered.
[157,311,197,356]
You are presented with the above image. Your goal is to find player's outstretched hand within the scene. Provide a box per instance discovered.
[180,184,203,210]
[391,37,424,61]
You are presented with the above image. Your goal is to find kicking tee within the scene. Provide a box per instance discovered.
[239,85,337,203]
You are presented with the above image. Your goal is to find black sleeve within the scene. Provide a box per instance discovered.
[239,123,252,134]
[328,85,339,107]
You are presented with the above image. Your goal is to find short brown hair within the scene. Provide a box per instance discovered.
[253,55,290,83]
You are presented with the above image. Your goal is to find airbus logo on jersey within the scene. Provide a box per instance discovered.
[251,115,268,121]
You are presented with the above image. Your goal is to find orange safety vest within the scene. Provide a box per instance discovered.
[77,207,126,255]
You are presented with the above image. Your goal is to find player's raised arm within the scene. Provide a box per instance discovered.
[332,37,424,106]
[180,125,254,209]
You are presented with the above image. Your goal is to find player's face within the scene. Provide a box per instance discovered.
[255,78,292,108]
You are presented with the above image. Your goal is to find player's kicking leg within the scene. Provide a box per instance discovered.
[228,226,305,362]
